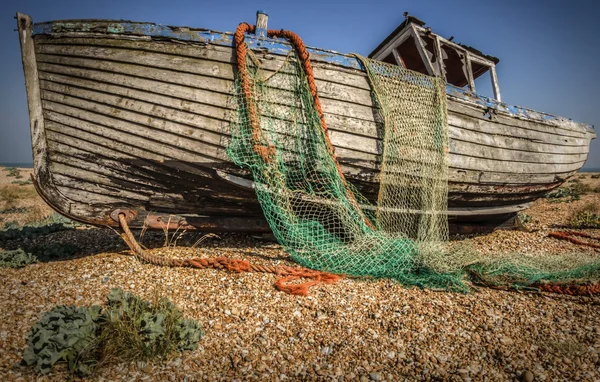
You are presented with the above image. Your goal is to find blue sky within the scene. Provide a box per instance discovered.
[1,0,599,169]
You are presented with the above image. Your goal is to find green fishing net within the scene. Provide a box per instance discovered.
[229,46,600,292]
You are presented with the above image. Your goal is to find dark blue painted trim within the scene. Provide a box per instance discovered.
[31,19,594,131]
[32,20,362,69]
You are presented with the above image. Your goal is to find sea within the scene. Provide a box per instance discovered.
[0,162,33,168]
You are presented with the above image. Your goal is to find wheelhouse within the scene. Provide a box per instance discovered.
[369,15,502,101]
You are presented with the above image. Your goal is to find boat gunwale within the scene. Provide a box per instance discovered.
[29,16,595,135]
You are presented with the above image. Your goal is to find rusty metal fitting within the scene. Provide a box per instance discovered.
[110,208,137,223]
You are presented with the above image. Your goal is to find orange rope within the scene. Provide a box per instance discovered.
[548,230,600,250]
[118,214,341,296]
[233,23,276,163]
[535,282,600,296]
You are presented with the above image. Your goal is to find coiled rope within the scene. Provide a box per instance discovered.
[118,213,341,296]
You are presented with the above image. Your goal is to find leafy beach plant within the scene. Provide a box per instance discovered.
[99,288,203,363]
[0,212,79,241]
[0,248,38,268]
[3,167,23,179]
[22,288,203,376]
[568,202,600,228]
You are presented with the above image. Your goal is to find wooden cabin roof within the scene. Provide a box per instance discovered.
[369,15,500,90]
[368,15,426,59]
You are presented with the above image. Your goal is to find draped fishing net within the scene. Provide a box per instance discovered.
[229,43,600,293]
[229,50,464,290]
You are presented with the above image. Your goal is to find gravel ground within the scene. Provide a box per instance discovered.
[1,171,599,381]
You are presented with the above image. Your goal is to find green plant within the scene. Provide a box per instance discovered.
[22,289,203,376]
[568,203,600,228]
[571,181,591,195]
[3,220,19,230]
[517,212,533,225]
[544,183,591,202]
[591,174,600,179]
[22,305,102,375]
[0,248,38,268]
[100,289,203,361]
[3,167,22,178]
[0,244,80,268]
[12,179,32,186]
[0,212,80,241]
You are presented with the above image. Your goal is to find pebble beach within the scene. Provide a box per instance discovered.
[0,168,599,381]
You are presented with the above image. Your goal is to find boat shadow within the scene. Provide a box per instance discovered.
[0,226,290,264]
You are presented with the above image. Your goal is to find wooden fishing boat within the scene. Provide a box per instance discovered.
[16,11,595,233]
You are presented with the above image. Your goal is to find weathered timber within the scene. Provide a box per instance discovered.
[16,14,596,233]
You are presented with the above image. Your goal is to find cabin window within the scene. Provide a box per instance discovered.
[372,24,502,101]
[397,36,429,75]
[472,62,494,99]
[381,52,398,66]
[441,45,468,88]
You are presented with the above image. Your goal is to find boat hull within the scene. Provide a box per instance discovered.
[16,14,596,233]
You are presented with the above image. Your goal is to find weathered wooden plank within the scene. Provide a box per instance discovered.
[42,89,586,185]
[44,129,218,188]
[447,168,577,185]
[40,80,229,144]
[35,35,592,137]
[37,59,383,142]
[41,68,590,165]
[38,65,234,121]
[448,124,588,154]
[37,54,591,153]
[47,148,173,192]
[37,66,381,141]
[34,37,372,91]
[449,139,588,164]
[39,76,387,159]
[42,91,587,180]
[47,136,260,206]
[490,66,501,102]
[447,203,533,216]
[51,169,259,216]
[449,153,585,174]
[41,94,228,161]
[37,52,235,96]
[47,122,573,191]
[53,178,137,206]
[38,55,590,158]
[41,89,386,168]
[448,182,559,195]
[36,39,384,110]
[49,163,151,201]
[43,117,215,178]
[39,73,589,170]
[37,52,381,123]
[448,100,592,139]
[17,14,76,216]
[448,112,590,146]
